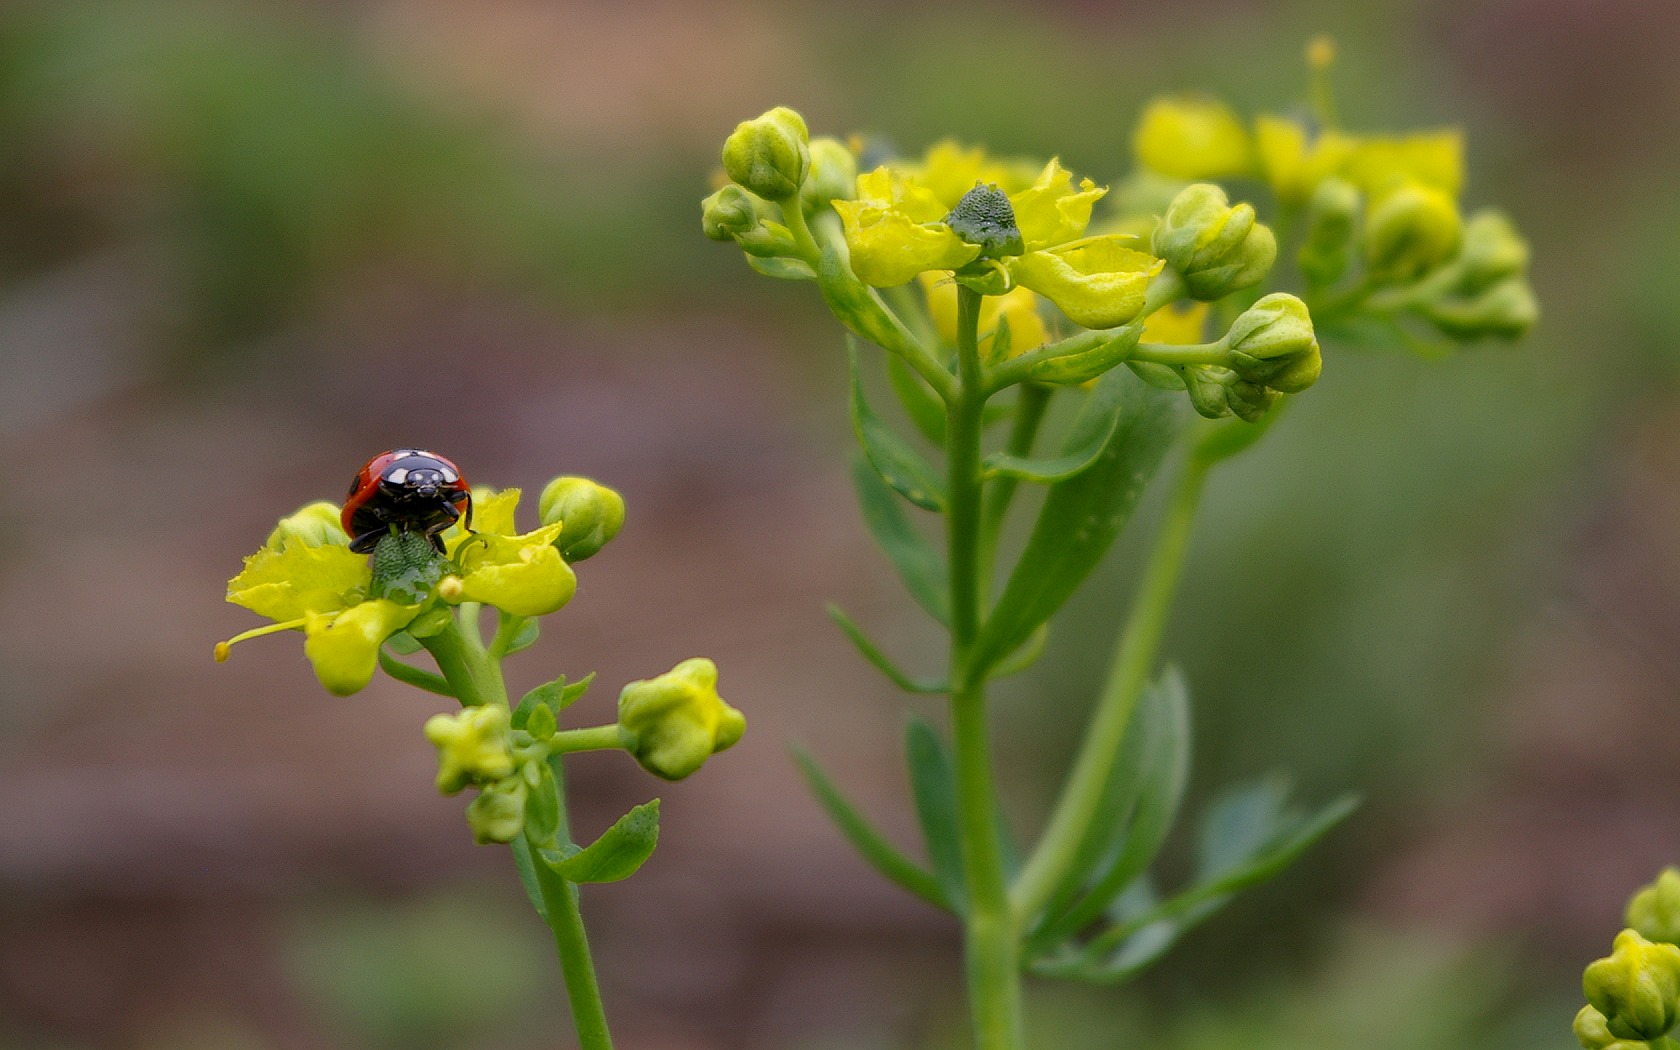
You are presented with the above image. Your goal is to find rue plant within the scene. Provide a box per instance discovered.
[704,39,1534,1050]
[216,465,743,1050]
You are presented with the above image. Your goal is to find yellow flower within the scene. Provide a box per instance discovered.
[1010,236,1163,330]
[918,274,1048,358]
[1255,115,1359,207]
[303,599,420,696]
[1132,94,1254,180]
[444,488,577,619]
[424,704,516,794]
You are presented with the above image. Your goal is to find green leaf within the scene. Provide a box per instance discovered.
[746,254,816,280]
[887,353,947,447]
[968,370,1180,676]
[905,716,967,913]
[512,672,595,729]
[1029,669,1191,951]
[524,761,561,846]
[850,341,946,512]
[510,835,548,921]
[827,604,948,693]
[981,384,1125,483]
[542,800,660,883]
[792,745,953,912]
[985,314,1014,365]
[503,617,541,655]
[850,455,950,627]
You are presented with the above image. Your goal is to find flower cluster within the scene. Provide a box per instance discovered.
[1577,870,1680,1050]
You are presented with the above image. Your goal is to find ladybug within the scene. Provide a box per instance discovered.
[341,448,473,554]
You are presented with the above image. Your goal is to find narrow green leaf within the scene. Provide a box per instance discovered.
[1030,669,1191,950]
[827,604,948,693]
[887,353,947,447]
[510,835,548,921]
[558,673,595,709]
[968,370,1180,675]
[905,716,967,913]
[378,649,454,697]
[504,617,541,655]
[850,455,950,626]
[542,800,660,883]
[512,671,596,729]
[792,745,952,912]
[850,342,946,512]
[981,383,1127,484]
[524,762,561,846]
[746,254,816,280]
[1196,776,1292,881]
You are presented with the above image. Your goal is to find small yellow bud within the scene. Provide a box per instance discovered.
[1455,209,1530,294]
[800,136,858,212]
[722,106,810,201]
[1307,34,1336,71]
[424,704,515,795]
[537,476,626,562]
[437,575,464,601]
[1363,179,1462,283]
[1584,929,1680,1041]
[213,641,231,662]
[1575,1005,1616,1050]
[1153,183,1277,300]
[465,775,528,844]
[265,501,348,550]
[1419,275,1537,341]
[1224,293,1321,393]
[1629,869,1680,946]
[1132,94,1254,180]
[701,185,762,242]
[618,658,745,781]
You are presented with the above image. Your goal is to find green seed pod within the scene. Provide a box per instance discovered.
[538,476,626,562]
[1584,929,1680,1041]
[722,106,810,201]
[1153,183,1277,300]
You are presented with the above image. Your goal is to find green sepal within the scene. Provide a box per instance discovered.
[967,371,1180,676]
[746,254,816,281]
[827,604,948,693]
[512,672,595,729]
[523,760,562,846]
[887,353,947,446]
[385,631,423,656]
[850,341,946,512]
[791,745,952,912]
[850,456,951,627]
[503,617,540,655]
[905,716,967,914]
[1027,668,1191,951]
[981,384,1125,483]
[540,800,660,883]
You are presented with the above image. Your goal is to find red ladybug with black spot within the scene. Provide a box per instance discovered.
[341,449,473,554]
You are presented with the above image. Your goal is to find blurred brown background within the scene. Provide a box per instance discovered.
[1,0,1678,1047]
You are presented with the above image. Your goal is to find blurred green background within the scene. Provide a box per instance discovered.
[0,0,1676,1047]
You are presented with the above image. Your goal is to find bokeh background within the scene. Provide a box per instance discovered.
[1,0,1677,1047]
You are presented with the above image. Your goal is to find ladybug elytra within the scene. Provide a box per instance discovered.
[341,448,473,554]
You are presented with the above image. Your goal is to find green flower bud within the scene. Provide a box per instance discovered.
[1225,379,1279,423]
[465,775,528,844]
[701,185,761,242]
[1224,293,1322,393]
[1363,179,1462,283]
[424,705,515,795]
[1419,275,1538,341]
[1153,183,1277,300]
[618,658,745,781]
[1455,209,1529,294]
[266,501,348,550]
[1297,177,1360,286]
[538,476,626,562]
[1183,366,1233,419]
[800,136,857,213]
[1576,1005,1617,1050]
[1584,929,1680,1041]
[722,106,809,201]
[1629,870,1680,946]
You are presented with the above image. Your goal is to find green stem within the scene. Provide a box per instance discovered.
[948,284,1025,1050]
[978,383,1052,596]
[548,725,625,755]
[528,821,615,1050]
[1009,451,1210,926]
[1131,340,1230,368]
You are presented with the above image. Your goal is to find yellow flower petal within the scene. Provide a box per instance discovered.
[1344,129,1463,198]
[1009,159,1107,251]
[912,140,1040,203]
[833,197,978,287]
[1255,115,1359,207]
[303,599,418,696]
[455,521,577,617]
[1132,94,1255,180]
[227,541,370,622]
[1011,237,1163,330]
